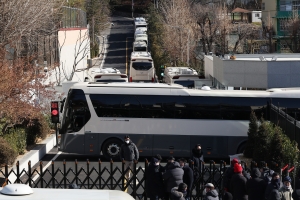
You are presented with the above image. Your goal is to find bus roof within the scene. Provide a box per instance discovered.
[133,41,147,48]
[131,52,152,59]
[70,82,300,98]
[0,185,134,200]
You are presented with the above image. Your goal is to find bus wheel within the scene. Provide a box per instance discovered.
[102,138,122,161]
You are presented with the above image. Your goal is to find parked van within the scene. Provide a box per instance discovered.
[91,68,128,82]
[163,67,205,88]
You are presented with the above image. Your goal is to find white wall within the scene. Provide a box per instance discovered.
[48,28,90,85]
[204,55,214,78]
[251,11,262,23]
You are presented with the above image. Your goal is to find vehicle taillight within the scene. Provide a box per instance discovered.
[199,75,205,79]
[94,75,101,78]
[131,59,136,61]
[152,77,154,82]
[130,77,132,82]
[173,76,179,79]
[120,75,127,78]
[148,59,152,61]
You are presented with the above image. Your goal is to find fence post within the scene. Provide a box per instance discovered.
[28,161,32,188]
[51,161,55,188]
[75,159,78,186]
[98,159,101,189]
[87,159,90,189]
[16,161,20,183]
[40,161,44,188]
[110,159,113,189]
[5,164,9,184]
[63,159,67,188]
[132,160,137,199]
[144,159,148,200]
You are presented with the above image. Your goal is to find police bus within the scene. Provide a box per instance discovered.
[58,82,300,160]
[0,184,134,200]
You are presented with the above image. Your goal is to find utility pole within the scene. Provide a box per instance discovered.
[132,0,134,18]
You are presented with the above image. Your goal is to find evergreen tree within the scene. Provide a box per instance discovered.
[244,110,258,158]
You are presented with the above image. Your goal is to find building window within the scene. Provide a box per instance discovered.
[279,0,300,11]
[262,2,265,10]
[279,19,290,31]
[292,0,300,10]
[255,13,260,17]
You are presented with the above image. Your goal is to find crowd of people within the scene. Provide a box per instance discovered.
[222,158,300,200]
[119,135,300,200]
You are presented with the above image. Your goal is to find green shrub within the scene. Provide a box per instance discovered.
[0,137,18,165]
[3,128,27,155]
[244,111,258,158]
[26,114,51,145]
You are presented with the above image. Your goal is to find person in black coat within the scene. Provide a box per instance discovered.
[163,161,184,200]
[179,158,193,200]
[292,179,300,200]
[246,168,266,200]
[191,144,204,177]
[223,158,239,192]
[146,157,165,200]
[265,172,282,200]
[230,163,248,200]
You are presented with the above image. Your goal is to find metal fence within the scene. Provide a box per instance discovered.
[269,103,300,145]
[60,6,87,28]
[0,159,226,200]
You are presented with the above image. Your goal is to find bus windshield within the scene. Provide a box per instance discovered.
[174,80,195,88]
[132,62,152,70]
[134,47,147,52]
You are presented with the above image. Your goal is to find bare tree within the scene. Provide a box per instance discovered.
[191,4,232,55]
[158,0,195,65]
[262,12,275,53]
[280,11,300,53]
[0,0,63,50]
[230,23,260,53]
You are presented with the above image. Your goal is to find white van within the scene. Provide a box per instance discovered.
[91,68,128,82]
[163,67,205,88]
[129,52,155,82]
[133,41,147,52]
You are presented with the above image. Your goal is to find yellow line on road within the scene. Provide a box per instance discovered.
[126,37,133,76]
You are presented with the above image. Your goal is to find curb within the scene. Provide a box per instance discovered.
[7,134,57,183]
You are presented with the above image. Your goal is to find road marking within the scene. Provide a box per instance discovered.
[32,151,62,182]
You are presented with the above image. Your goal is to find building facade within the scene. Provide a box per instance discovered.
[262,0,300,52]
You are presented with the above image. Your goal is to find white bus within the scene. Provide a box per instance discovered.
[129,52,155,82]
[133,41,147,52]
[92,68,128,83]
[0,184,134,200]
[58,82,300,160]
[163,67,206,88]
[134,20,147,31]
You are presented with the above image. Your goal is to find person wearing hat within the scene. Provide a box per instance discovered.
[68,183,80,189]
[202,183,219,200]
[163,159,184,200]
[119,135,139,180]
[279,176,293,200]
[246,167,266,200]
[230,163,248,200]
[170,182,187,200]
[265,172,283,200]
[165,156,175,170]
[146,156,165,200]
[223,158,239,193]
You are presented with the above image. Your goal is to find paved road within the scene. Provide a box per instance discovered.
[102,15,134,75]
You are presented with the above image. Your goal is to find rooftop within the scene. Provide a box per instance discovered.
[218,54,300,61]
